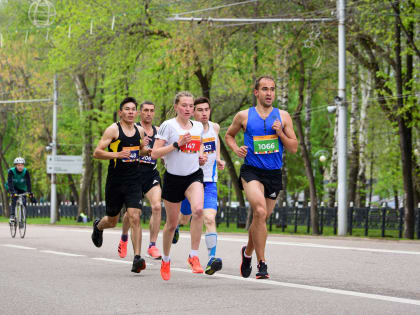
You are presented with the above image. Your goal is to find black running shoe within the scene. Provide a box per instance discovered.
[256,260,269,279]
[131,256,146,273]
[172,226,179,244]
[205,257,223,275]
[91,218,103,248]
[240,246,252,278]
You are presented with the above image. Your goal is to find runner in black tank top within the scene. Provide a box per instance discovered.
[91,97,151,274]
[118,101,164,260]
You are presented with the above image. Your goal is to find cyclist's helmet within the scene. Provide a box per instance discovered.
[13,157,25,165]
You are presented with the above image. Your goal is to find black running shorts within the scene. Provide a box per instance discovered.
[162,168,204,203]
[140,169,161,196]
[105,178,143,217]
[239,164,282,200]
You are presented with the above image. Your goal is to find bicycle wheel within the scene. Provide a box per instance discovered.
[10,207,17,238]
[19,204,27,238]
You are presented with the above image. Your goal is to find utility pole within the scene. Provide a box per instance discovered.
[337,0,348,235]
[51,75,58,224]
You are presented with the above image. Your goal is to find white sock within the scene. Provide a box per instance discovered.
[162,255,170,262]
[189,249,198,257]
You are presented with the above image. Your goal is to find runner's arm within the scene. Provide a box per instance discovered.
[93,124,129,160]
[136,125,151,156]
[276,111,298,154]
[225,110,248,158]
[151,139,177,159]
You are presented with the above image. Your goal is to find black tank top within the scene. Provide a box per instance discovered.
[107,122,142,179]
[136,122,158,170]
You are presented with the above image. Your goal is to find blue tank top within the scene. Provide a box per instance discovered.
[244,107,283,170]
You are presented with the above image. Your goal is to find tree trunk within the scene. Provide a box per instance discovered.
[66,174,79,203]
[348,62,360,207]
[74,73,95,219]
[276,44,290,207]
[356,69,371,207]
[394,1,415,239]
[294,53,319,234]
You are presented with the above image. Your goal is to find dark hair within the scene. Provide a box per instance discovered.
[119,97,138,110]
[140,101,155,110]
[194,97,211,109]
[254,75,276,90]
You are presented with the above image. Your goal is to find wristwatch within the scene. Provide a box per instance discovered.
[173,142,180,151]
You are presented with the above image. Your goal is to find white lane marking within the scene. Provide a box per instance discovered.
[2,244,37,250]
[40,250,85,257]
[93,258,420,307]
[216,236,420,256]
[28,227,420,256]
[210,272,420,306]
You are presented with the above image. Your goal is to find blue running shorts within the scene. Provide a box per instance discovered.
[180,182,218,215]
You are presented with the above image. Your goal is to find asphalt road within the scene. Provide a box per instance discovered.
[1,223,420,314]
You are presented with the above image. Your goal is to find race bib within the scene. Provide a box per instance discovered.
[139,155,157,165]
[122,146,140,162]
[253,135,279,154]
[179,136,201,153]
[203,137,216,154]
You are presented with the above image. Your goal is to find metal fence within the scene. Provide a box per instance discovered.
[1,202,419,239]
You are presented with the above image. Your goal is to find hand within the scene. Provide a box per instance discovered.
[179,132,191,146]
[217,159,225,170]
[143,136,151,148]
[272,119,284,134]
[199,154,208,166]
[235,146,248,158]
[117,150,131,159]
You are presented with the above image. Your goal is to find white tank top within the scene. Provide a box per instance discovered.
[201,121,218,182]
[156,118,204,176]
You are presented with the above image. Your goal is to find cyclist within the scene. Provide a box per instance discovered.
[7,157,32,223]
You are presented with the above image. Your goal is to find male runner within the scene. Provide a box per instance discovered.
[225,76,298,279]
[118,101,163,260]
[175,97,226,275]
[91,97,150,273]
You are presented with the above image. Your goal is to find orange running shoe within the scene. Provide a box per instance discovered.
[187,256,204,274]
[147,245,162,260]
[160,260,171,281]
[118,240,128,258]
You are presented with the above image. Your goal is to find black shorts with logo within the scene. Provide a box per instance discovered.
[140,168,161,197]
[105,177,143,217]
[239,164,282,200]
[162,168,204,203]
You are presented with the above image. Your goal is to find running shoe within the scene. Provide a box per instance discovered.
[147,245,162,260]
[118,239,128,258]
[256,260,270,279]
[205,257,223,275]
[240,246,252,278]
[160,260,171,281]
[91,218,103,248]
[172,226,179,244]
[187,256,204,273]
[131,256,146,273]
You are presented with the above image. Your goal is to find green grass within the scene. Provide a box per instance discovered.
[1,216,417,240]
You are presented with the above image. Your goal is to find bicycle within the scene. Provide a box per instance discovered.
[9,192,30,238]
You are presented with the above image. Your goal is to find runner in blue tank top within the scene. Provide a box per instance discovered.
[225,76,298,279]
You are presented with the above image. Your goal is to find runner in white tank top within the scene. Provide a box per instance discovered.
[151,91,207,281]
